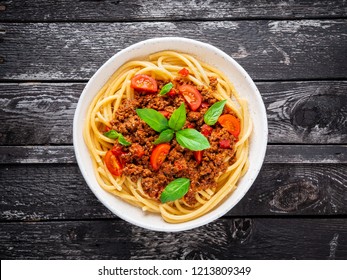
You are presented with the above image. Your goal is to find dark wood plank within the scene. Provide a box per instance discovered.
[263,81,347,144]
[232,163,347,215]
[0,83,83,145]
[0,146,77,164]
[1,81,346,145]
[1,0,346,21]
[0,20,346,80]
[265,145,347,164]
[1,145,346,164]
[1,218,346,259]
[0,164,111,221]
[0,163,346,221]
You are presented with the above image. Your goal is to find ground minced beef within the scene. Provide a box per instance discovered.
[109,76,237,205]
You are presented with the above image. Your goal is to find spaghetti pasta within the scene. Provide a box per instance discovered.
[83,51,252,223]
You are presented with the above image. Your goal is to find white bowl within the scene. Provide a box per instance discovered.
[73,37,268,232]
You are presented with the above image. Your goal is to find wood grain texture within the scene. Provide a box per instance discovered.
[0,20,346,80]
[232,164,347,215]
[0,83,81,145]
[1,0,346,21]
[1,81,346,145]
[263,81,347,144]
[0,146,77,164]
[1,145,346,164]
[1,218,346,259]
[265,145,347,164]
[0,164,346,221]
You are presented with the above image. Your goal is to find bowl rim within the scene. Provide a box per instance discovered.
[73,37,268,232]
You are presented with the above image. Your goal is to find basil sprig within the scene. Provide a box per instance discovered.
[176,129,210,151]
[204,100,227,125]
[136,103,210,150]
[159,82,173,96]
[104,129,131,146]
[118,134,131,146]
[103,130,119,139]
[160,178,190,203]
[136,108,169,132]
[168,103,186,131]
[153,129,174,145]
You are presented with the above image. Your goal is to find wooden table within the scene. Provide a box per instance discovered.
[1,0,346,259]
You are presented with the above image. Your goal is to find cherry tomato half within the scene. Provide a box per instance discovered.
[131,74,158,93]
[178,84,202,111]
[193,150,203,164]
[150,143,171,171]
[104,150,123,176]
[111,145,126,158]
[218,114,241,138]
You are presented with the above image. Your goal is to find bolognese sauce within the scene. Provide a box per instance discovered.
[108,76,239,205]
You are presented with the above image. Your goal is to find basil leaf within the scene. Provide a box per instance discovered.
[160,178,190,203]
[168,103,186,131]
[153,129,174,145]
[159,82,173,96]
[104,130,120,139]
[118,134,131,146]
[136,108,169,132]
[176,129,210,151]
[204,100,227,125]
[104,129,131,146]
